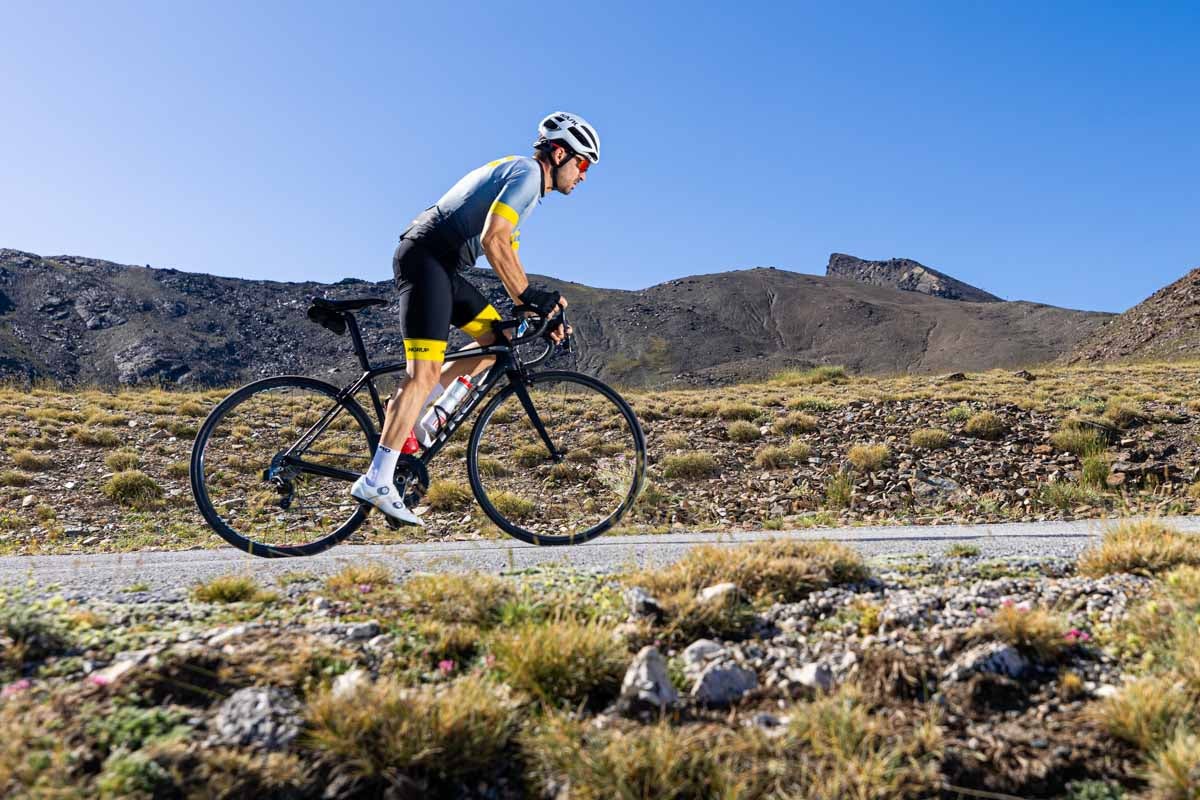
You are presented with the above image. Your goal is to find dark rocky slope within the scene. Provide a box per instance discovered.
[1061,266,1200,365]
[0,248,1110,387]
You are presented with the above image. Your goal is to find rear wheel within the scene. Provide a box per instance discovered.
[190,376,376,557]
[466,370,645,545]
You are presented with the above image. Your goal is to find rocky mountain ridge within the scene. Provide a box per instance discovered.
[0,248,1111,387]
[826,253,1002,303]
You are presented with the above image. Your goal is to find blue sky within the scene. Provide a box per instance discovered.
[1,1,1196,313]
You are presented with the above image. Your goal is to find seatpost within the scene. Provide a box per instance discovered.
[344,313,372,371]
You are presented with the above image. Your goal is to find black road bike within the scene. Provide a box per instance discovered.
[190,296,646,557]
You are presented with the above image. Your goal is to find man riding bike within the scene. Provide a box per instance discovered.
[350,111,600,526]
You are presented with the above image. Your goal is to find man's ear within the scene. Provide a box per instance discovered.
[552,144,567,165]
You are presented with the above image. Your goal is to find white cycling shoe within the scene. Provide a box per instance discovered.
[351,475,424,527]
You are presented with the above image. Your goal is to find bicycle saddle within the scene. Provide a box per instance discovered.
[310,296,387,312]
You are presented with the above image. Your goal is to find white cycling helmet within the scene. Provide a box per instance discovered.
[536,111,600,164]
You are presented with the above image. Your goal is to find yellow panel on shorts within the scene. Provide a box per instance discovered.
[404,338,447,361]
[459,305,502,340]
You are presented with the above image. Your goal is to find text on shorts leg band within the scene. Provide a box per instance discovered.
[404,338,448,361]
[459,305,503,340]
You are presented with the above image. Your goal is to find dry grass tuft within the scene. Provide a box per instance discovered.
[324,562,393,595]
[72,426,121,447]
[909,428,951,450]
[305,673,519,787]
[964,411,1007,440]
[716,401,760,421]
[725,420,761,442]
[847,444,890,472]
[1050,424,1108,456]
[770,365,849,386]
[191,574,276,603]
[102,470,164,510]
[1095,675,1192,753]
[399,572,513,626]
[424,479,473,510]
[1145,730,1200,800]
[9,450,52,471]
[1078,519,1200,577]
[0,470,31,487]
[626,539,868,603]
[773,412,818,435]
[979,604,1069,662]
[488,618,626,708]
[754,440,811,469]
[103,449,140,472]
[825,472,854,509]
[662,451,720,479]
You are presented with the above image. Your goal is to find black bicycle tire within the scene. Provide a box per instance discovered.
[190,375,377,558]
[466,370,646,546]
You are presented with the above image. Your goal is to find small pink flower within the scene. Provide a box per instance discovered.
[976,607,989,616]
[1001,599,1015,608]
[2,679,30,697]
[484,654,496,669]
[437,659,455,676]
[1015,601,1032,612]
[87,674,111,687]
[358,583,373,594]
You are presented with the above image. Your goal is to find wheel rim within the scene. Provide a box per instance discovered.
[470,373,644,544]
[194,381,372,552]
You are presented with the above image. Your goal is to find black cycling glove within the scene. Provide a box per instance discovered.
[518,287,562,316]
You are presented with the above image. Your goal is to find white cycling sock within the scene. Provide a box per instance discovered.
[365,444,400,486]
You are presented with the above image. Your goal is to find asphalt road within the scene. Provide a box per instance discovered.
[3,516,1198,599]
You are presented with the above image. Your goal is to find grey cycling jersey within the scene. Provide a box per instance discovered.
[401,156,544,271]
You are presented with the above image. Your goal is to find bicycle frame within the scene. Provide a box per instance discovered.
[275,311,559,485]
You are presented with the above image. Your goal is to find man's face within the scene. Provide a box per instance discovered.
[554,148,589,195]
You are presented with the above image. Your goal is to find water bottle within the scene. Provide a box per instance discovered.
[416,376,474,445]
[412,384,445,447]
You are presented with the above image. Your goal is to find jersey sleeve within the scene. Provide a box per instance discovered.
[487,166,541,230]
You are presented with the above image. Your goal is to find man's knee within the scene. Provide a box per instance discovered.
[405,358,443,386]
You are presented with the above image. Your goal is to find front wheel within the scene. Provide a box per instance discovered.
[466,370,646,545]
[190,376,376,557]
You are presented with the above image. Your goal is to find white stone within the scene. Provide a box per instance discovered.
[697,582,738,603]
[619,646,678,712]
[787,662,834,693]
[332,667,371,699]
[943,642,1028,683]
[89,659,139,686]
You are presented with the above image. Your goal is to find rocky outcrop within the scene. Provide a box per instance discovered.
[1061,266,1200,365]
[827,253,1002,303]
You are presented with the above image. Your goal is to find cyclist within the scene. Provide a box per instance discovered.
[351,112,600,525]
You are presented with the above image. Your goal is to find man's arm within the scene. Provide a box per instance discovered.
[480,212,530,304]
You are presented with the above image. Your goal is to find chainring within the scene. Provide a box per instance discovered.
[383,454,430,530]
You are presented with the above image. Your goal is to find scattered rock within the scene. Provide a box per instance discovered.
[692,663,758,707]
[212,687,303,751]
[697,582,739,603]
[617,646,678,714]
[944,642,1028,684]
[624,587,663,620]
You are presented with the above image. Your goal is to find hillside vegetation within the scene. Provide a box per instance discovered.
[0,361,1198,556]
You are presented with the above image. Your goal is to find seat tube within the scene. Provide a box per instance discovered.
[345,315,372,371]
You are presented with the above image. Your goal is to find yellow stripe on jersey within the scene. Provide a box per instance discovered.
[489,200,520,226]
[486,155,518,168]
[459,305,502,340]
[404,338,447,362]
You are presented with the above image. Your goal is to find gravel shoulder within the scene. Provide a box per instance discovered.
[5,515,1199,600]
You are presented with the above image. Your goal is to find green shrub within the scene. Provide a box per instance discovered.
[102,470,164,510]
[964,411,1007,440]
[164,461,190,479]
[1051,425,1107,456]
[489,491,535,519]
[946,404,973,423]
[825,472,854,509]
[662,452,720,479]
[1037,481,1095,510]
[786,395,840,412]
[1081,453,1111,489]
